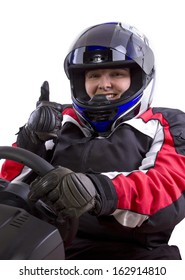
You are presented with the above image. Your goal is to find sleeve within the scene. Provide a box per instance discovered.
[101,108,185,232]
[0,140,55,182]
[0,143,25,181]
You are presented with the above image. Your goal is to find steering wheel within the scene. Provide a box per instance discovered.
[0,145,78,246]
[0,145,54,176]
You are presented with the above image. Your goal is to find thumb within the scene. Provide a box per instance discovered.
[39,81,50,102]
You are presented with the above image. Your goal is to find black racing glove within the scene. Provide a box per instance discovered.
[17,81,63,152]
[28,166,117,218]
[29,81,63,141]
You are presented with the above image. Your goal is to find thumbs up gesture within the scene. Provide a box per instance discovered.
[36,81,63,111]
[27,81,63,141]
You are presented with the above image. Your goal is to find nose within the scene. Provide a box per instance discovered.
[98,75,112,90]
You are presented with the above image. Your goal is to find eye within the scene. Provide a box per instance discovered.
[111,70,130,78]
[112,72,122,77]
[111,72,124,77]
[86,72,100,79]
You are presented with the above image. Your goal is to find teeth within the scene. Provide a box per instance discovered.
[106,94,115,100]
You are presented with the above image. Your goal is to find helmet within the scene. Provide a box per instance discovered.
[64,22,155,135]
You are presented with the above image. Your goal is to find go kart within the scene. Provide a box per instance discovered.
[0,146,78,260]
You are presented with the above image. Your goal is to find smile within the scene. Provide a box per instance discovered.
[105,93,120,100]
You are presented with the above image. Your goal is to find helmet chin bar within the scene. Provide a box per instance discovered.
[73,93,143,135]
[88,94,112,106]
[81,94,120,126]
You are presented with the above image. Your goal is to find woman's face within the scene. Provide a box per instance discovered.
[85,68,131,101]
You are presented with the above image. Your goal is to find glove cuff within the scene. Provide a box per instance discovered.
[16,125,45,154]
[87,174,118,216]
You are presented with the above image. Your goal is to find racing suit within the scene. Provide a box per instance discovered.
[1,106,185,259]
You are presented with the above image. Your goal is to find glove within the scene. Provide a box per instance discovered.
[28,166,102,218]
[27,81,63,141]
[16,81,63,151]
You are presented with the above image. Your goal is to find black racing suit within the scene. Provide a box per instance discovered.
[1,106,185,259]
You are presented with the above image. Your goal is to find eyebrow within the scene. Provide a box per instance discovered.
[86,68,130,74]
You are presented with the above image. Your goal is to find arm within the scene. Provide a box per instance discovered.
[0,81,63,181]
[107,107,185,231]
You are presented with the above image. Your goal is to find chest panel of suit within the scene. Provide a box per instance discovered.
[50,122,152,173]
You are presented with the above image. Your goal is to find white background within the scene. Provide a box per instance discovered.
[0,0,185,259]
